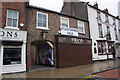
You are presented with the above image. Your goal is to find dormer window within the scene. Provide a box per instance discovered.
[6,9,19,29]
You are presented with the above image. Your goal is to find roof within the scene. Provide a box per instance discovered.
[26,5,89,22]
[87,3,120,20]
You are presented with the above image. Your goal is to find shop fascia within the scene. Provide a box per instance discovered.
[0,28,27,42]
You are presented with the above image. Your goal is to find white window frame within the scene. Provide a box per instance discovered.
[97,11,101,20]
[77,21,85,34]
[60,17,69,28]
[98,24,103,37]
[5,9,19,30]
[36,12,49,30]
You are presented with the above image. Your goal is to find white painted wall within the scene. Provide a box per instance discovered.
[87,5,120,60]
[117,2,120,58]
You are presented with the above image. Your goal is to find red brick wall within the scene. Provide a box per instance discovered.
[1,2,26,30]
[26,7,90,69]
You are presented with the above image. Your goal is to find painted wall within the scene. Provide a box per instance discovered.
[87,5,120,60]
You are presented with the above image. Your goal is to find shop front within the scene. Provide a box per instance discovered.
[55,35,92,68]
[0,28,27,74]
[96,40,115,60]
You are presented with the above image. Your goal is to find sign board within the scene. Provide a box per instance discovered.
[57,36,92,45]
[60,27,78,36]
[0,28,27,42]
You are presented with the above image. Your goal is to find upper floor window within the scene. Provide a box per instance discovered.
[6,9,19,28]
[98,24,103,38]
[106,26,111,40]
[105,15,109,23]
[97,12,101,20]
[113,18,116,25]
[60,17,69,28]
[77,21,85,34]
[36,12,48,30]
[114,26,118,40]
[113,18,118,40]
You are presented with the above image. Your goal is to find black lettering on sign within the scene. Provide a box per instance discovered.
[7,31,13,37]
[14,32,18,37]
[0,31,5,36]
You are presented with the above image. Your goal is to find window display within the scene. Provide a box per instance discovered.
[3,46,21,65]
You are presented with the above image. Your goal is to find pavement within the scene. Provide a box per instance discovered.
[1,58,120,79]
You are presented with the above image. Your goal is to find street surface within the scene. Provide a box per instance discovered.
[1,59,120,79]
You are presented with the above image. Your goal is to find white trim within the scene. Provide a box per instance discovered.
[60,17,69,28]
[36,12,49,30]
[36,27,49,30]
[6,9,19,29]
[77,20,85,34]
[4,26,19,30]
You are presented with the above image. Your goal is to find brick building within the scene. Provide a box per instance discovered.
[0,1,27,74]
[61,0,120,60]
[26,4,92,70]
[0,1,92,73]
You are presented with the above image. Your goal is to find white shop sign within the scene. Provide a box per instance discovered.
[60,27,78,36]
[0,28,27,42]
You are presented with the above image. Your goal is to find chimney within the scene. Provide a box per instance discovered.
[116,16,119,19]
[61,0,73,15]
[93,2,98,8]
[103,8,108,13]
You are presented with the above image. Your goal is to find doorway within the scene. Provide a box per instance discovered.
[37,43,54,66]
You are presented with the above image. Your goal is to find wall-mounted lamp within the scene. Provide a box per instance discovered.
[20,23,24,27]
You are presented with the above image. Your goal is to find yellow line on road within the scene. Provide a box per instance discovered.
[76,75,96,80]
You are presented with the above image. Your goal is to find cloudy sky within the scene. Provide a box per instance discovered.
[29,0,119,16]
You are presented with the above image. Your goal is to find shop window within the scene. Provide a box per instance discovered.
[107,43,114,54]
[97,41,106,55]
[6,9,19,29]
[36,12,48,30]
[60,17,69,28]
[98,24,103,38]
[77,21,85,34]
[3,46,21,65]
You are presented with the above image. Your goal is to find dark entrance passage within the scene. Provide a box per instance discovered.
[37,43,54,66]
